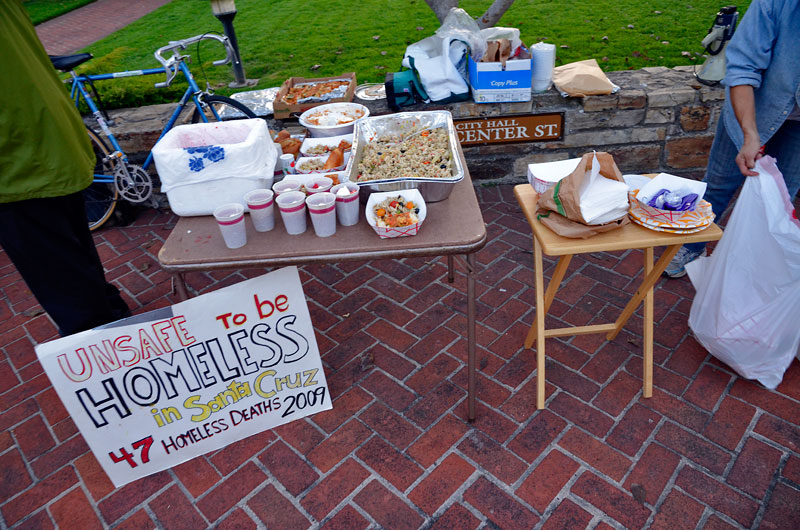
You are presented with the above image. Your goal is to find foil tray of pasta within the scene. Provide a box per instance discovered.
[344,111,465,202]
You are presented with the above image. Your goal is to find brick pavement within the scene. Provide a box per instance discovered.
[1,186,799,529]
[35,0,173,55]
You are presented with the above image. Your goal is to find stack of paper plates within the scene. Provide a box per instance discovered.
[628,190,715,234]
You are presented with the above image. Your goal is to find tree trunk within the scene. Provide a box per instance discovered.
[423,0,459,23]
[424,0,515,28]
[476,0,516,28]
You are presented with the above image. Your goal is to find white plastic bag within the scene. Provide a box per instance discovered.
[687,156,800,388]
[152,119,277,216]
[402,8,486,103]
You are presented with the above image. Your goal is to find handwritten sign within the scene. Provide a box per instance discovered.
[35,267,331,488]
[454,113,563,146]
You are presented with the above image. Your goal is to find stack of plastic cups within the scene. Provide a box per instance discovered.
[276,191,307,235]
[306,192,336,237]
[331,183,360,226]
[531,42,556,93]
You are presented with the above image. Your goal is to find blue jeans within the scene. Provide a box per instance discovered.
[685,117,800,253]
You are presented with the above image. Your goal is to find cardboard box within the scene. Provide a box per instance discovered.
[468,56,532,103]
[273,73,357,119]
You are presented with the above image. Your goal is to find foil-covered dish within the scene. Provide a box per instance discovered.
[224,87,280,118]
[284,78,351,104]
[345,111,465,202]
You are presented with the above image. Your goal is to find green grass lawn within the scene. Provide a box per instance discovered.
[73,0,751,110]
[25,0,96,25]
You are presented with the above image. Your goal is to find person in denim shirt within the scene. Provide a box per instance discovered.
[665,0,800,277]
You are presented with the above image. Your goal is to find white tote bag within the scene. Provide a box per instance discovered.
[687,156,800,388]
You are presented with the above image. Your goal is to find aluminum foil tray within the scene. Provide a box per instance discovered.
[223,87,281,118]
[345,111,464,202]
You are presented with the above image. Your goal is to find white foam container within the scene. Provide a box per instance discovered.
[152,119,277,216]
[365,189,427,239]
[300,133,353,157]
[299,103,369,137]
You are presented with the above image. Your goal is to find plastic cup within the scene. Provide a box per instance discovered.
[280,153,295,175]
[272,179,301,196]
[331,183,360,226]
[213,203,246,249]
[306,176,333,194]
[306,192,337,237]
[244,189,275,232]
[276,191,307,235]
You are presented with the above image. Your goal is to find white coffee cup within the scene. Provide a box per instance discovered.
[306,176,333,194]
[272,179,301,196]
[276,191,307,235]
[213,203,246,249]
[244,189,275,232]
[306,192,336,237]
[331,183,360,226]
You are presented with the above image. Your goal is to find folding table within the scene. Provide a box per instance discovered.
[158,172,487,420]
[514,183,723,409]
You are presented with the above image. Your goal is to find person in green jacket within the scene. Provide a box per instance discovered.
[0,2,130,336]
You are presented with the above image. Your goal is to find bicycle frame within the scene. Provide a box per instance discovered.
[69,60,216,181]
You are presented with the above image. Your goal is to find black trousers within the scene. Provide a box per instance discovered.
[0,192,130,336]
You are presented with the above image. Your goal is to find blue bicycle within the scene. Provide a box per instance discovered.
[50,33,257,229]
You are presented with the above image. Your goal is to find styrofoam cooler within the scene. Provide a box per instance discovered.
[152,119,277,216]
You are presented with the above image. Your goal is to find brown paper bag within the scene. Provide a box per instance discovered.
[482,39,513,67]
[552,59,616,97]
[536,152,630,238]
[482,41,500,62]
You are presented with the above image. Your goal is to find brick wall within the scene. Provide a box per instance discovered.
[103,66,724,184]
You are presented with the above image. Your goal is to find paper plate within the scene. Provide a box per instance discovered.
[629,215,712,234]
[628,189,715,230]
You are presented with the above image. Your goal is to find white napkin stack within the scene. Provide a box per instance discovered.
[579,152,630,225]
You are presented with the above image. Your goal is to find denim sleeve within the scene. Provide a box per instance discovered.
[723,0,778,89]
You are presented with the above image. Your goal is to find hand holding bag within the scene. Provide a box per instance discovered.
[687,156,800,389]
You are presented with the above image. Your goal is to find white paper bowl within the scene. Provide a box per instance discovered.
[300,133,354,157]
[365,189,427,239]
[299,103,370,137]
[295,152,350,174]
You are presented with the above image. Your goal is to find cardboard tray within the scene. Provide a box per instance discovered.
[273,73,357,119]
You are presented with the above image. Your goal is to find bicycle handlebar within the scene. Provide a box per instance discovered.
[153,34,234,88]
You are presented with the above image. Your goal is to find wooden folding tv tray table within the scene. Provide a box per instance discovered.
[514,184,723,409]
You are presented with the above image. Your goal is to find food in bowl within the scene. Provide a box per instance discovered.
[304,107,366,127]
[296,157,326,172]
[373,195,420,228]
[357,127,452,182]
[305,139,352,155]
[299,103,370,138]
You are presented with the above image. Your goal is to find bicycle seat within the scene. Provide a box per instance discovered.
[49,53,93,72]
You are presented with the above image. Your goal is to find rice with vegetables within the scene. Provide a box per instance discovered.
[357,127,452,182]
[373,195,420,228]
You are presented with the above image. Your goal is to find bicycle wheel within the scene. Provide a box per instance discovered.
[84,127,118,231]
[191,94,257,123]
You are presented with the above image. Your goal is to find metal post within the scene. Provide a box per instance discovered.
[210,1,257,89]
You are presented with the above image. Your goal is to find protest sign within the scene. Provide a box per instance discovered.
[35,267,331,488]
